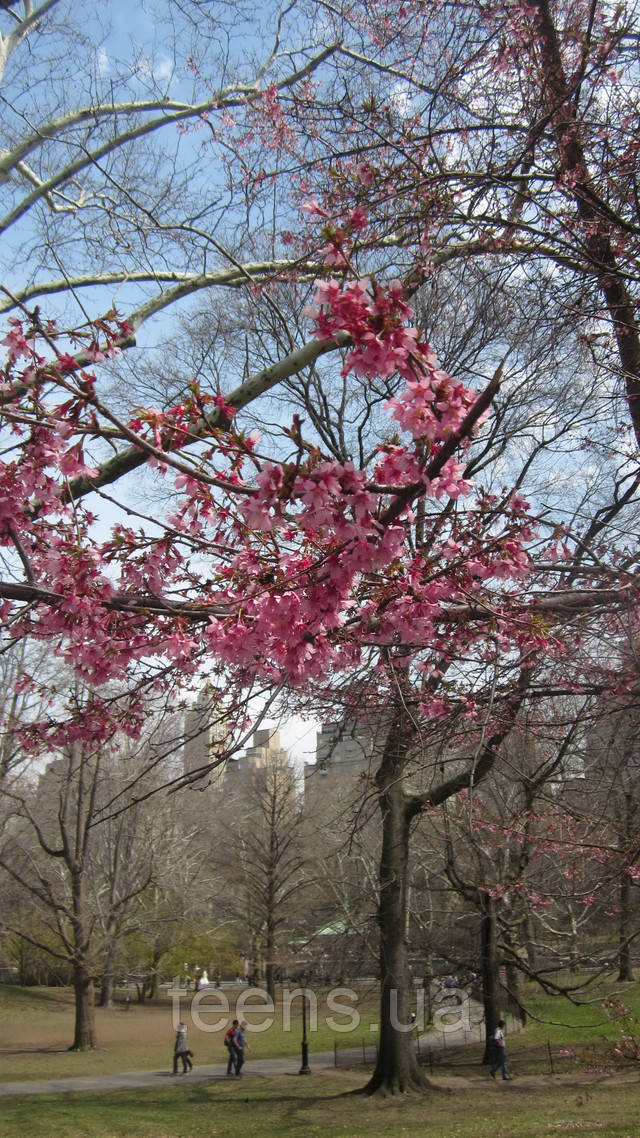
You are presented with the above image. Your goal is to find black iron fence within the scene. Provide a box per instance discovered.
[332,1035,619,1078]
[333,1039,379,1067]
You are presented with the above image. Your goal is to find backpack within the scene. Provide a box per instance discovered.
[224,1026,236,1049]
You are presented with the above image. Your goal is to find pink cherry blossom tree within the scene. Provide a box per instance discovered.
[1,0,640,1093]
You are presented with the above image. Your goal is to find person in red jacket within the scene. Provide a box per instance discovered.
[224,1019,239,1077]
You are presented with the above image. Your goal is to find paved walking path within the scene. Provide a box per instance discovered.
[0,1053,338,1097]
[0,1000,502,1097]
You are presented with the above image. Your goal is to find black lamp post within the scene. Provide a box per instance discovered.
[299,975,311,1074]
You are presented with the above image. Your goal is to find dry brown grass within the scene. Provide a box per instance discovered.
[0,984,380,1081]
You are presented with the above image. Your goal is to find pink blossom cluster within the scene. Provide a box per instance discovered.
[0,307,564,749]
[304,274,489,474]
[305,276,421,380]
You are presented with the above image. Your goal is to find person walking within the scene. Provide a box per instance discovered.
[233,1020,249,1077]
[224,1019,239,1077]
[173,1022,191,1074]
[489,1019,511,1081]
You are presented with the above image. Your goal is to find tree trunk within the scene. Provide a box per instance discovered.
[503,926,526,1027]
[617,866,634,983]
[146,948,162,1000]
[480,894,500,1064]
[365,744,428,1095]
[533,0,640,451]
[99,970,115,1008]
[616,792,635,982]
[265,816,277,1001]
[71,962,97,1050]
[568,914,580,974]
[523,911,538,973]
[265,914,276,1002]
[361,663,527,1093]
[99,918,119,1007]
[504,960,526,1027]
[424,953,434,1025]
[70,871,97,1050]
[14,926,31,986]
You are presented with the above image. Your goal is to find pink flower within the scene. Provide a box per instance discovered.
[355,162,375,186]
[2,326,35,363]
[301,197,327,217]
[241,496,275,531]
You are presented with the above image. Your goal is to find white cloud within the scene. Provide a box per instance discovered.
[96,47,110,75]
[136,54,174,87]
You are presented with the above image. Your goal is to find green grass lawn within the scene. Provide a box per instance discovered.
[1,1069,639,1138]
[1,979,640,1137]
[2,974,640,1083]
[515,974,640,1052]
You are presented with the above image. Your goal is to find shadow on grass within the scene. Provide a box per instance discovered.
[0,986,73,1008]
[0,1047,70,1055]
[186,1083,354,1108]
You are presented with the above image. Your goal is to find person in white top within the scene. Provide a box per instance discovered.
[489,1018,511,1080]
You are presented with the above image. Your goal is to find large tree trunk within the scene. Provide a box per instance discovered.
[361,664,528,1094]
[365,725,428,1096]
[69,870,97,1050]
[71,962,97,1050]
[480,894,500,1064]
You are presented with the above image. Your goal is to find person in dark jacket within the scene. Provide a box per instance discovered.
[173,1022,191,1074]
[233,1020,249,1077]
